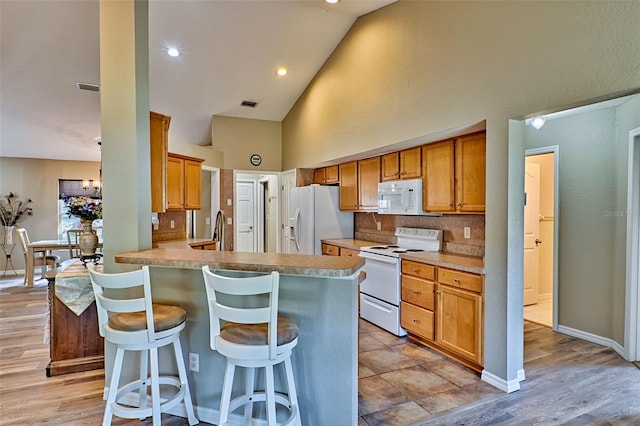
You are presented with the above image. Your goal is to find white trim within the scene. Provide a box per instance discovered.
[480,369,522,393]
[625,126,640,361]
[525,146,560,332]
[556,324,624,357]
[517,368,526,382]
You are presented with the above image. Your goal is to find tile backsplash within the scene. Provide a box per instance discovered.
[355,212,485,258]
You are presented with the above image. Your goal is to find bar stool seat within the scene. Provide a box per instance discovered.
[202,267,301,426]
[88,265,198,426]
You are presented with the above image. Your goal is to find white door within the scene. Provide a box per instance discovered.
[281,170,296,253]
[235,180,256,252]
[524,162,541,306]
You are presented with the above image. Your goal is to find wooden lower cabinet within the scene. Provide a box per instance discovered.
[340,247,360,257]
[321,243,340,256]
[401,260,484,372]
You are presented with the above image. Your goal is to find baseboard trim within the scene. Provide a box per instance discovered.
[480,369,522,393]
[556,324,625,358]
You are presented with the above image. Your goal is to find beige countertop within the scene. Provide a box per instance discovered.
[322,238,484,274]
[115,248,364,278]
[321,238,379,250]
[153,238,213,249]
[400,251,484,274]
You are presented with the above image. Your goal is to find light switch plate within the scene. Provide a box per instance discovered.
[464,227,471,239]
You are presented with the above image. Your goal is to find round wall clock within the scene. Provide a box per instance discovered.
[250,154,262,167]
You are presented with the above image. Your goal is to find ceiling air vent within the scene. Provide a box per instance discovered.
[76,82,100,92]
[241,100,258,108]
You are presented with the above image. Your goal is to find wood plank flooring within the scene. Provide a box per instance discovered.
[1,276,639,425]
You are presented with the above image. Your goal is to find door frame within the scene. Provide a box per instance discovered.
[625,126,640,361]
[525,146,559,331]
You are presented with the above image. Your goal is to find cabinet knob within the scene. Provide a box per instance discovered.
[449,203,454,207]
[413,268,419,273]
[412,290,420,295]
[436,290,441,295]
[453,278,460,283]
[457,203,463,207]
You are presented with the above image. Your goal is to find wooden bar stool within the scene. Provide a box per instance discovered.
[202,267,300,426]
[87,265,198,426]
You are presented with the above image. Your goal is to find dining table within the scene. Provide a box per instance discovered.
[26,239,103,287]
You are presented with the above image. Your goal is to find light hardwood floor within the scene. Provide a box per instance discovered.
[1,276,639,425]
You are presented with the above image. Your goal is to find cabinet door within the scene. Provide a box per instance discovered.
[339,161,358,210]
[321,243,339,256]
[166,156,184,210]
[436,284,483,365]
[401,301,434,341]
[325,165,339,184]
[422,140,455,212]
[455,132,486,212]
[150,112,169,213]
[357,157,380,211]
[184,159,202,210]
[381,152,399,181]
[399,147,422,179]
[340,247,360,257]
[314,168,326,184]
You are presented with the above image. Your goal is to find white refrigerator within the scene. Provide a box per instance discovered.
[287,185,353,255]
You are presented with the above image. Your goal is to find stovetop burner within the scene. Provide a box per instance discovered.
[359,227,442,258]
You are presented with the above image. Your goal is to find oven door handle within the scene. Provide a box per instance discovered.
[359,253,398,264]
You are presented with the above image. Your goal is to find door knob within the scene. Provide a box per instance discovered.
[535,238,542,246]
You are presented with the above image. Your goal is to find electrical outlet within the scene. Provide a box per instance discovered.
[376,221,382,231]
[189,353,199,372]
[227,217,232,225]
[227,198,232,206]
[205,217,210,225]
[153,222,159,230]
[170,220,175,229]
[464,227,471,239]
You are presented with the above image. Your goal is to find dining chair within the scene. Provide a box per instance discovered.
[66,229,84,258]
[16,228,59,285]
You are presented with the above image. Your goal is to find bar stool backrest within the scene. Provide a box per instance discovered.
[87,264,156,344]
[202,267,279,360]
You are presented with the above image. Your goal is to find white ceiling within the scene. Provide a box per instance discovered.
[0,0,394,162]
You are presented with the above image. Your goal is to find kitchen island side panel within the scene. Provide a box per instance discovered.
[106,266,359,425]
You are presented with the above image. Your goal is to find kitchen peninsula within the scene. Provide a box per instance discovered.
[115,248,364,425]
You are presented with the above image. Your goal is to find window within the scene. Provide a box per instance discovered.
[58,179,102,240]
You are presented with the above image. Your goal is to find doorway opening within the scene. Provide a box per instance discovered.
[524,149,558,330]
[625,126,640,362]
[188,166,219,240]
[233,171,280,253]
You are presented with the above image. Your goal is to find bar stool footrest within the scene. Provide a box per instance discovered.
[229,392,298,425]
[111,375,186,420]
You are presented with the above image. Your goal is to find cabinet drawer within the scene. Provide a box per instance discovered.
[340,247,360,257]
[401,260,435,281]
[401,275,434,310]
[401,301,434,341]
[438,267,482,293]
[322,244,339,256]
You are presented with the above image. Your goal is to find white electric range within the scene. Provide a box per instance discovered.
[359,227,442,336]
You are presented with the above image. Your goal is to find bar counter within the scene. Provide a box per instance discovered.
[114,248,364,425]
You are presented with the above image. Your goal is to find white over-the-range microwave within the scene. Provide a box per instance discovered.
[377,178,441,216]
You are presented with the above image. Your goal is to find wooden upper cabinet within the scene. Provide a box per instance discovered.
[184,159,203,209]
[150,111,170,213]
[166,155,185,210]
[422,131,486,213]
[339,161,358,210]
[422,140,456,212]
[357,156,381,211]
[381,147,421,181]
[166,153,204,210]
[314,168,326,184]
[314,166,339,184]
[455,132,486,213]
[381,152,400,181]
[399,147,422,179]
[325,165,339,183]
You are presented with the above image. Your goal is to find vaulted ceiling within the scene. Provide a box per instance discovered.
[0,0,394,162]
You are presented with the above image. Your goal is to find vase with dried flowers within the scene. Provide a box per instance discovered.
[0,193,34,245]
[63,196,103,256]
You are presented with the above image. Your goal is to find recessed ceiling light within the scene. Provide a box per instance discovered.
[276,67,288,77]
[325,0,340,3]
[167,47,180,57]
